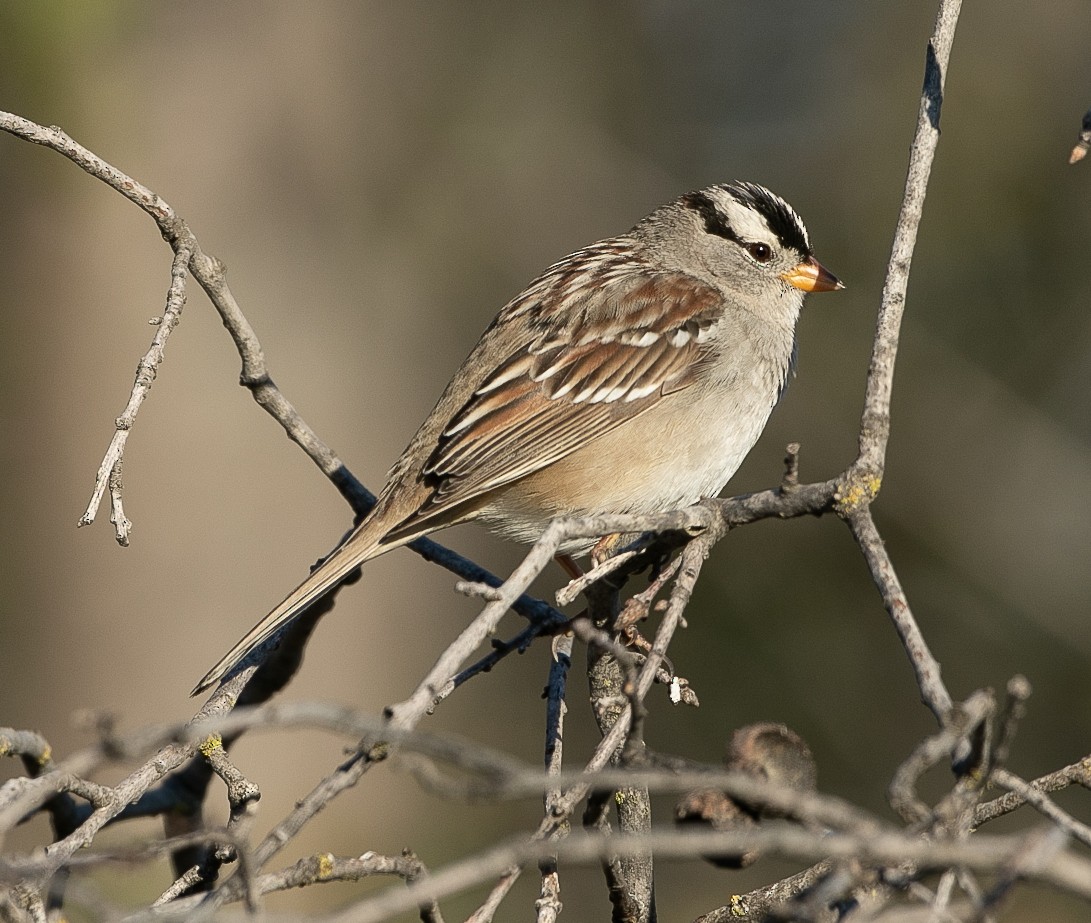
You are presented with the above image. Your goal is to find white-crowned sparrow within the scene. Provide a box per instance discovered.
[194,181,841,694]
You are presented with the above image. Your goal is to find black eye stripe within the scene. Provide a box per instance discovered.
[722,182,812,256]
[680,191,742,245]
[681,183,813,259]
[680,190,783,264]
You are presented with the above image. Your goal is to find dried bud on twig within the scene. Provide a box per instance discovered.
[1069,108,1091,164]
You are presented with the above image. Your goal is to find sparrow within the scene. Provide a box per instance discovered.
[193,181,841,694]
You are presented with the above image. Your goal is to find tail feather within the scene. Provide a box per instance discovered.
[191,523,389,696]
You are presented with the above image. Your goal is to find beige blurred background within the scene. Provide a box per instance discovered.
[1,2,1089,919]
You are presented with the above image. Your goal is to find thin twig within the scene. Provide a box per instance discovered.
[888,690,994,824]
[989,768,1091,847]
[991,675,1032,772]
[851,0,962,480]
[847,508,952,721]
[693,862,833,923]
[431,622,555,708]
[76,240,191,540]
[536,632,573,923]
[974,757,1091,828]
[153,864,207,907]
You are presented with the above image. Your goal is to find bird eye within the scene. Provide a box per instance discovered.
[746,242,773,263]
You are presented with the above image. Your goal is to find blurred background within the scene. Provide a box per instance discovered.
[1,2,1089,919]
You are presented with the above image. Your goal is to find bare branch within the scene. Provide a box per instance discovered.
[536,632,573,923]
[308,826,1091,923]
[693,862,835,923]
[77,240,191,541]
[848,508,952,721]
[989,768,1091,848]
[974,757,1091,828]
[853,0,962,478]
[888,690,994,824]
[0,731,54,772]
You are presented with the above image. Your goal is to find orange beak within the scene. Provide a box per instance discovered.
[781,256,844,293]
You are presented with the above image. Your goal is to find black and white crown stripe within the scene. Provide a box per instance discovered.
[681,181,812,257]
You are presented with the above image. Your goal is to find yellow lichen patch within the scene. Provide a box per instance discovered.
[199,734,223,757]
[38,744,52,766]
[317,852,335,880]
[730,894,749,917]
[836,474,882,513]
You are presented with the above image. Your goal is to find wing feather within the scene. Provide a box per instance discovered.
[388,266,726,538]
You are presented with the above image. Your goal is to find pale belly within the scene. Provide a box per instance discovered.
[476,384,777,549]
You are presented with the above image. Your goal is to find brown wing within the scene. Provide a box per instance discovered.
[398,270,725,527]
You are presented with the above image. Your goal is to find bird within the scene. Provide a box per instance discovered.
[193,181,842,695]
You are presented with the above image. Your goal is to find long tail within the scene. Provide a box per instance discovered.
[191,519,391,695]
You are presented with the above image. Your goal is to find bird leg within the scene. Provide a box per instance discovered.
[555,552,584,580]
